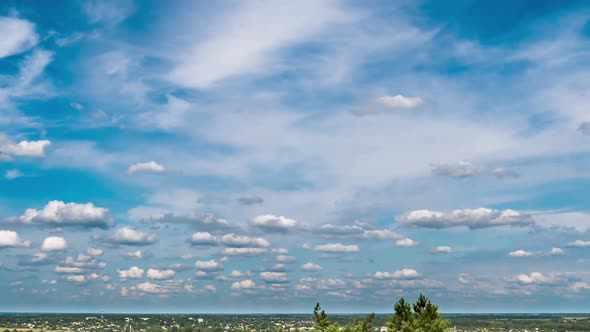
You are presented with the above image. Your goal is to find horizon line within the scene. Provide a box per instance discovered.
[1,311,589,315]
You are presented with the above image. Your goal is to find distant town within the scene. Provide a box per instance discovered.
[1,314,590,332]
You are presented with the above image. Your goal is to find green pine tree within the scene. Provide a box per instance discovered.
[313,303,331,332]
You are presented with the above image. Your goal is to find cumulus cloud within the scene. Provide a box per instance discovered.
[430,246,454,254]
[362,229,403,240]
[395,238,417,247]
[237,195,264,205]
[509,250,534,257]
[41,236,68,252]
[231,280,256,289]
[568,240,590,247]
[312,243,360,253]
[514,272,553,285]
[87,247,103,257]
[221,233,270,248]
[136,281,167,294]
[230,270,249,278]
[375,268,422,280]
[0,135,51,157]
[147,268,176,280]
[260,272,288,283]
[223,247,268,256]
[548,247,565,256]
[188,232,218,246]
[99,227,157,246]
[375,94,424,109]
[66,275,89,284]
[125,250,153,260]
[55,266,85,274]
[250,214,297,231]
[510,248,565,257]
[401,208,533,229]
[301,262,322,271]
[431,161,518,179]
[16,201,114,229]
[0,230,30,248]
[127,161,165,174]
[195,260,223,271]
[570,282,590,292]
[118,266,144,279]
[0,17,38,58]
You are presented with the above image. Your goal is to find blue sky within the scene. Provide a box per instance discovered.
[1,0,590,313]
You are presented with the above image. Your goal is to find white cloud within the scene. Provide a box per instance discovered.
[41,236,67,252]
[84,0,135,26]
[510,248,565,257]
[430,246,454,254]
[533,211,590,232]
[167,0,354,88]
[375,95,424,109]
[0,17,38,58]
[230,270,249,278]
[509,250,534,257]
[313,243,360,253]
[223,247,268,256]
[362,229,403,240]
[548,247,565,256]
[66,275,88,284]
[568,240,590,247]
[276,255,296,263]
[260,272,288,283]
[188,232,218,246]
[21,252,49,265]
[127,161,165,174]
[118,266,144,279]
[375,268,422,280]
[570,282,590,292]
[55,266,85,274]
[125,250,152,260]
[250,214,297,231]
[0,135,51,157]
[431,161,518,179]
[101,227,157,246]
[401,208,533,229]
[137,281,167,294]
[221,233,270,248]
[87,247,104,256]
[17,200,114,229]
[395,238,417,247]
[302,262,322,271]
[147,268,176,280]
[0,230,30,248]
[458,273,471,285]
[231,280,256,289]
[5,169,22,180]
[195,260,223,271]
[514,272,553,285]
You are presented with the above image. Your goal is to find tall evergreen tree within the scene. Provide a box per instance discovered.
[313,303,331,332]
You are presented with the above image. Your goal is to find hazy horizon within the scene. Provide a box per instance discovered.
[1,0,590,314]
